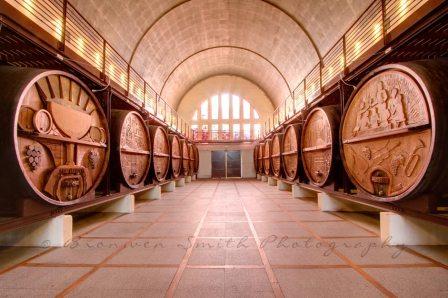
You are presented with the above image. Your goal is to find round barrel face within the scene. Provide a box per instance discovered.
[16,72,109,205]
[253,144,259,173]
[118,112,150,188]
[188,144,195,175]
[302,109,334,186]
[193,145,199,173]
[152,127,170,181]
[282,125,300,181]
[181,140,190,175]
[257,143,264,174]
[341,69,431,200]
[271,134,283,177]
[169,135,182,178]
[263,139,272,175]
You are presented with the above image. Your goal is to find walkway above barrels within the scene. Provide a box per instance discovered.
[0,180,447,297]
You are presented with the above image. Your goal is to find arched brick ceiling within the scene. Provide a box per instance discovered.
[161,47,289,109]
[69,0,372,107]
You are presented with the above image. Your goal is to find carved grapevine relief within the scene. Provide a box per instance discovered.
[302,109,333,186]
[17,73,108,204]
[119,112,150,187]
[342,70,431,199]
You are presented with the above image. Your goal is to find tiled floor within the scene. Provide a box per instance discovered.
[0,179,448,297]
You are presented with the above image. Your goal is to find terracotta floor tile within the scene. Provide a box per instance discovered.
[31,238,128,264]
[365,267,448,297]
[225,268,274,297]
[275,268,383,297]
[108,238,188,265]
[304,221,375,237]
[175,268,225,297]
[199,223,226,237]
[254,222,312,238]
[263,238,344,265]
[85,222,148,238]
[327,238,432,265]
[140,223,198,238]
[113,212,163,223]
[0,266,91,296]
[289,211,344,222]
[68,267,177,298]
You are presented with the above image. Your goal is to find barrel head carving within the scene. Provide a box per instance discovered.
[342,69,432,200]
[16,72,109,205]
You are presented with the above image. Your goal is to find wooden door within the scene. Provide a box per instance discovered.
[226,150,241,178]
[211,151,226,178]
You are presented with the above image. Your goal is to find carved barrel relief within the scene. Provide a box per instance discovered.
[302,109,334,186]
[150,126,170,181]
[263,139,272,175]
[169,135,182,178]
[17,74,108,204]
[271,133,283,177]
[281,125,301,181]
[342,70,431,199]
[257,143,265,174]
[118,112,150,188]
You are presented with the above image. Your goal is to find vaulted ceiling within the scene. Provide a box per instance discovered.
[70,0,372,108]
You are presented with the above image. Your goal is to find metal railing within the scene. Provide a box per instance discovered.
[192,129,261,142]
[263,0,438,137]
[4,0,191,138]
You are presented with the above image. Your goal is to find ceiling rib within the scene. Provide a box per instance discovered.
[127,0,322,67]
[159,45,293,100]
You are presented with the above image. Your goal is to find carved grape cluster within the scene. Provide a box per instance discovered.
[26,144,42,171]
[391,155,405,176]
[361,147,371,160]
[88,150,99,169]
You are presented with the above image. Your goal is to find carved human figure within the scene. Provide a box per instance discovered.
[368,96,380,129]
[353,97,371,135]
[388,88,406,128]
[376,82,390,127]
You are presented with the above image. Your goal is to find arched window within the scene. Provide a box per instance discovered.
[191,93,262,141]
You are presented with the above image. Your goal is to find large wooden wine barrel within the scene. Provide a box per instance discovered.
[271,133,284,178]
[111,110,150,188]
[341,61,448,202]
[180,139,190,176]
[0,67,109,213]
[253,144,259,173]
[188,143,196,175]
[257,143,265,174]
[281,124,302,181]
[263,139,272,175]
[147,125,170,182]
[168,134,182,179]
[193,144,199,174]
[301,106,340,187]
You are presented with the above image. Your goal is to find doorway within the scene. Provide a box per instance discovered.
[211,150,241,178]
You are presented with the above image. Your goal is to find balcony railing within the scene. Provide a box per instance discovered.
[192,130,260,142]
[263,0,440,137]
[3,0,192,139]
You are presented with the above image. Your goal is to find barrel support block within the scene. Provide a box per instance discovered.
[277,181,291,191]
[268,177,277,186]
[136,186,161,200]
[381,212,448,245]
[96,194,135,213]
[0,215,72,247]
[318,193,377,212]
[176,178,186,187]
[185,176,192,183]
[162,181,175,192]
[292,185,316,198]
[261,175,268,182]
